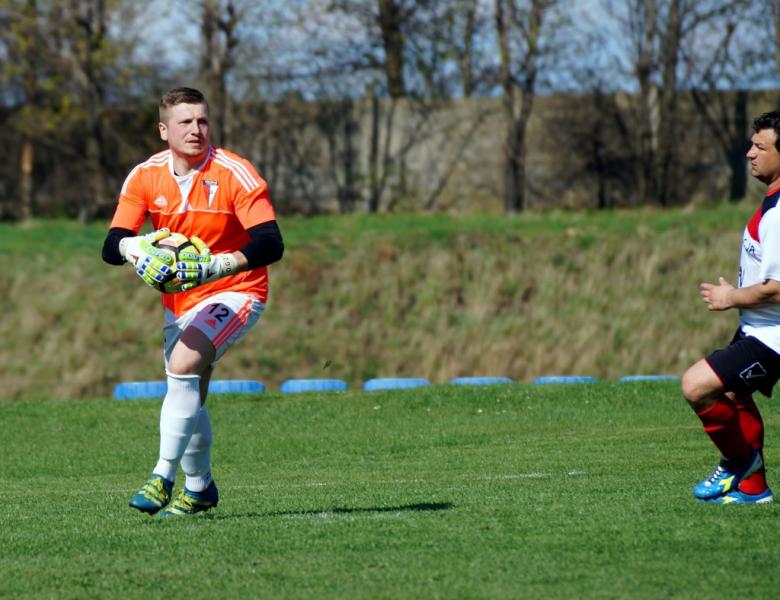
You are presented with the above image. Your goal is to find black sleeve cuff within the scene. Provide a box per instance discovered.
[102,227,135,265]
[240,221,284,269]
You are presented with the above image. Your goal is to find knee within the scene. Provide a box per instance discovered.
[166,360,199,377]
[681,371,701,406]
[167,336,213,377]
[681,365,717,410]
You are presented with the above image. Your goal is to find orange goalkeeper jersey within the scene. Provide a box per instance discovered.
[110,146,277,317]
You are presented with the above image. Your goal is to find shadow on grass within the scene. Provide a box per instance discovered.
[205,501,454,520]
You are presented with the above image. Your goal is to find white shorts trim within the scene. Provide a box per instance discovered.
[164,292,264,365]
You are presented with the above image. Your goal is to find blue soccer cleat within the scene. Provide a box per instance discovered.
[128,474,173,514]
[692,449,763,500]
[159,481,219,517]
[708,487,774,505]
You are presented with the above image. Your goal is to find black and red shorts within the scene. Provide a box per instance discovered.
[706,328,780,397]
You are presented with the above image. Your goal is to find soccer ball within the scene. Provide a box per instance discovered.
[151,232,199,293]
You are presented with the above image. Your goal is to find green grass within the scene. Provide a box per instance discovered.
[2,381,778,598]
[0,202,757,255]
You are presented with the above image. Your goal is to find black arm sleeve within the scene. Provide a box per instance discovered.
[240,221,284,269]
[102,227,135,265]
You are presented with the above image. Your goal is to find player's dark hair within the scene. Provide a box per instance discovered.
[159,87,209,120]
[753,111,780,152]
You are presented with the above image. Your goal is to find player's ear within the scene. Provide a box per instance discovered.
[159,121,168,142]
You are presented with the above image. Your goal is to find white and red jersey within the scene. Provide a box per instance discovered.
[739,185,780,352]
[110,146,277,317]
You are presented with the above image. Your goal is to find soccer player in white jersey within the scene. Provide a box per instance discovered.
[102,87,284,516]
[681,111,780,504]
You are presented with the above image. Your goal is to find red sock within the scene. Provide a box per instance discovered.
[695,399,751,461]
[735,397,768,494]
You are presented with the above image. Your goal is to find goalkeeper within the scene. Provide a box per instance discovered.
[102,87,284,516]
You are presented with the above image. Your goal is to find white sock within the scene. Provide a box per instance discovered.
[182,406,214,492]
[153,372,202,482]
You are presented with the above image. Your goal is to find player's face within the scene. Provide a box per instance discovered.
[159,102,210,164]
[747,128,780,187]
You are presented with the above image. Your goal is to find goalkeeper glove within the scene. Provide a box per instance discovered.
[118,228,176,289]
[175,236,239,291]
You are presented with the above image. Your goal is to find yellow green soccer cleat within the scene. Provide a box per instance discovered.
[159,481,219,517]
[128,474,173,514]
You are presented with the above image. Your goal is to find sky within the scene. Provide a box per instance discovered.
[125,0,776,97]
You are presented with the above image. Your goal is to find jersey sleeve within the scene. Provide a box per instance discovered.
[109,169,149,232]
[232,161,276,229]
[759,208,780,282]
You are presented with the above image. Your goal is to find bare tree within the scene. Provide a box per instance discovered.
[654,0,680,207]
[752,0,780,104]
[606,0,741,206]
[17,0,37,222]
[686,3,757,202]
[495,0,552,213]
[1,0,101,220]
[624,0,662,205]
[298,1,495,212]
[458,0,479,97]
[3,0,162,219]
[402,0,493,99]
[1,0,49,221]
[67,0,110,223]
[200,0,239,147]
[771,0,780,73]
[377,0,407,98]
[323,0,490,99]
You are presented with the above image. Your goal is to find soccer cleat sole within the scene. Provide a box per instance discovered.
[129,498,166,514]
[159,482,219,517]
[159,501,218,517]
[707,488,774,505]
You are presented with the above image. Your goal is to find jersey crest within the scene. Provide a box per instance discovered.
[202,179,219,207]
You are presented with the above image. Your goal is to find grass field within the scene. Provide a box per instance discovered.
[2,380,778,599]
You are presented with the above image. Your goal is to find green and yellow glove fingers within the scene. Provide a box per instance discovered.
[118,228,176,288]
[136,231,177,287]
[175,236,238,291]
[175,236,212,291]
[119,228,171,267]
[175,260,209,291]
[160,278,186,294]
[135,249,175,288]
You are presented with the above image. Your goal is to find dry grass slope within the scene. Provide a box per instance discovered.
[0,205,750,400]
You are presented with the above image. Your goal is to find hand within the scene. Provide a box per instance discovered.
[175,236,239,291]
[700,277,734,311]
[119,228,176,289]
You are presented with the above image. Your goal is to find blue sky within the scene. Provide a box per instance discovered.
[129,0,776,97]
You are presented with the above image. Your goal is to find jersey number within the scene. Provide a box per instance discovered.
[208,304,230,323]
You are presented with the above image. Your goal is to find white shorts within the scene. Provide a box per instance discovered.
[163,291,265,366]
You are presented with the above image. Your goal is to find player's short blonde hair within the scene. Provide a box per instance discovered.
[159,87,209,122]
